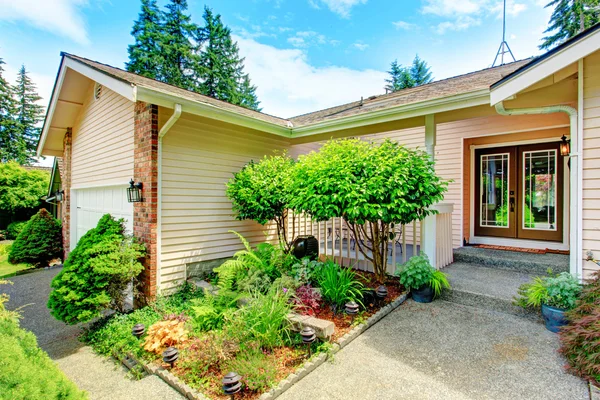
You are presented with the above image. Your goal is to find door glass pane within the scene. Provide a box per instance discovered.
[480,153,509,228]
[523,150,557,231]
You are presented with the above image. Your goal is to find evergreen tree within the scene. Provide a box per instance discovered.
[196,6,260,110]
[410,55,433,86]
[126,0,164,79]
[13,65,44,165]
[385,55,433,93]
[0,58,22,164]
[159,0,198,89]
[540,0,600,50]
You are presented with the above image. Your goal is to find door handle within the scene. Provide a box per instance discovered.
[510,197,515,212]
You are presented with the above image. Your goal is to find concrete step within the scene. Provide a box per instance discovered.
[440,262,541,321]
[453,246,569,275]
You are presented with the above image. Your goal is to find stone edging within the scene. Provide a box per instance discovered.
[590,383,600,400]
[119,292,409,400]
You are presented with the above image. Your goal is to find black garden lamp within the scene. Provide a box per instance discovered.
[131,323,145,339]
[560,135,571,157]
[345,301,359,324]
[376,285,388,305]
[300,326,317,357]
[162,347,179,368]
[222,371,242,399]
[127,179,143,203]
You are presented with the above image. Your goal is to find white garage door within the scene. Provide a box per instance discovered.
[74,186,134,245]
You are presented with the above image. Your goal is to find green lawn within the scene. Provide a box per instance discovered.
[0,242,33,278]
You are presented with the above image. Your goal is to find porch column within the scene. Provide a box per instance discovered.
[422,114,438,268]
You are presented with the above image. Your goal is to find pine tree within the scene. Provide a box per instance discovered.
[385,55,433,93]
[0,58,23,164]
[196,6,260,110]
[159,0,198,90]
[126,0,164,79]
[540,0,600,50]
[410,55,433,86]
[13,65,44,165]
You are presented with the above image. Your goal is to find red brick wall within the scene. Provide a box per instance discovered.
[133,102,159,301]
[58,128,72,260]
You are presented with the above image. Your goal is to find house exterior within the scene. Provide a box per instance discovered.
[38,25,600,298]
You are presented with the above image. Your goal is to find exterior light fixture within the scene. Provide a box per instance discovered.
[560,135,571,157]
[345,301,359,324]
[55,190,64,202]
[162,347,179,368]
[132,324,145,339]
[127,179,143,203]
[222,372,242,399]
[376,285,388,305]
[300,326,317,357]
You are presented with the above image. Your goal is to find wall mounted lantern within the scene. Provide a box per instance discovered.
[55,190,64,202]
[127,179,143,203]
[560,135,571,157]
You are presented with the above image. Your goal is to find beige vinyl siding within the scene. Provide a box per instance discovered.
[583,51,600,276]
[160,112,290,291]
[435,113,570,248]
[71,84,134,187]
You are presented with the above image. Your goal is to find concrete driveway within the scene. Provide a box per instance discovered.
[280,300,589,400]
[2,267,183,400]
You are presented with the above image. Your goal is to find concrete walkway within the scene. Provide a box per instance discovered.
[280,300,589,400]
[2,267,183,400]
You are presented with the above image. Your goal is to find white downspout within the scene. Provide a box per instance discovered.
[495,101,581,278]
[157,104,182,293]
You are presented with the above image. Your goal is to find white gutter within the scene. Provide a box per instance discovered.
[157,104,182,293]
[495,101,582,278]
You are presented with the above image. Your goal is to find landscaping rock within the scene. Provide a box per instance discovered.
[190,279,218,294]
[288,313,335,339]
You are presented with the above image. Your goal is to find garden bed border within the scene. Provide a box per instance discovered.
[118,291,408,400]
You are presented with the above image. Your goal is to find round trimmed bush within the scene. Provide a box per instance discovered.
[6,221,27,240]
[8,209,62,267]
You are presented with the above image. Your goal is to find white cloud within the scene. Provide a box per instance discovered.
[352,42,369,51]
[393,21,417,30]
[308,0,321,9]
[422,0,482,16]
[234,35,386,118]
[314,0,368,18]
[287,30,328,48]
[0,0,89,45]
[434,16,481,34]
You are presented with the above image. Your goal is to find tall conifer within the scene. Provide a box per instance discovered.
[13,65,44,164]
[0,58,23,164]
[126,0,164,79]
[540,0,599,50]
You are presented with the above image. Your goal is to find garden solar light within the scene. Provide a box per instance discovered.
[222,371,242,399]
[345,301,359,324]
[162,347,179,368]
[300,326,316,357]
[376,285,388,305]
[131,323,145,339]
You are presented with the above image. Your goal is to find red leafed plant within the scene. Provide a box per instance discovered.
[293,284,321,316]
[559,257,600,386]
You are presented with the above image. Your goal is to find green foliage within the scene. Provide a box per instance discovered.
[6,221,26,240]
[540,0,599,50]
[0,59,22,165]
[126,0,164,80]
[385,55,433,92]
[226,153,295,248]
[233,288,293,349]
[0,162,49,215]
[0,281,87,400]
[238,268,272,294]
[560,269,600,385]
[396,255,450,298]
[8,209,62,267]
[290,138,447,282]
[189,291,239,332]
[291,257,325,285]
[316,260,364,311]
[227,349,277,392]
[48,214,146,324]
[514,271,582,310]
[12,65,44,165]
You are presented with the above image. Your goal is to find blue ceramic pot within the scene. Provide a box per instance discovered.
[541,303,568,333]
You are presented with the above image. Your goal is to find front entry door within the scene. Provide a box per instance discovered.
[475,142,563,242]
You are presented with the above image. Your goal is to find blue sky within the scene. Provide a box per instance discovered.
[0,0,553,120]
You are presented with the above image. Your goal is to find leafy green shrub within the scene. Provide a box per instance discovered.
[8,209,62,267]
[190,291,240,332]
[514,271,582,310]
[0,162,49,217]
[48,214,145,324]
[396,255,450,298]
[560,270,600,385]
[227,349,277,392]
[291,257,325,285]
[238,268,272,294]
[0,281,87,400]
[316,260,363,312]
[6,221,26,240]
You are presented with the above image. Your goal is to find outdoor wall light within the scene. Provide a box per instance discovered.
[55,190,64,202]
[300,326,317,357]
[560,135,571,157]
[131,323,145,339]
[162,346,179,368]
[345,301,359,324]
[222,371,242,399]
[127,179,143,203]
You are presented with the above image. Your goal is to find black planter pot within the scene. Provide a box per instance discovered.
[411,285,434,303]
[541,303,568,333]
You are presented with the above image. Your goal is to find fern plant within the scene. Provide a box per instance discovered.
[214,231,268,291]
[189,291,240,332]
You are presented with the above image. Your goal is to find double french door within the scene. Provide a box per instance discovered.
[475,142,564,242]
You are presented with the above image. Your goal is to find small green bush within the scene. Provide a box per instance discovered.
[189,291,239,332]
[8,209,62,266]
[227,349,277,392]
[514,271,582,310]
[6,221,26,240]
[316,260,363,312]
[48,214,145,325]
[396,255,450,298]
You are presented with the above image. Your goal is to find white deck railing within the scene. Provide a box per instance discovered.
[287,203,454,274]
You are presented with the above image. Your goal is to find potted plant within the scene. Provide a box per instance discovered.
[396,255,450,303]
[514,271,582,333]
